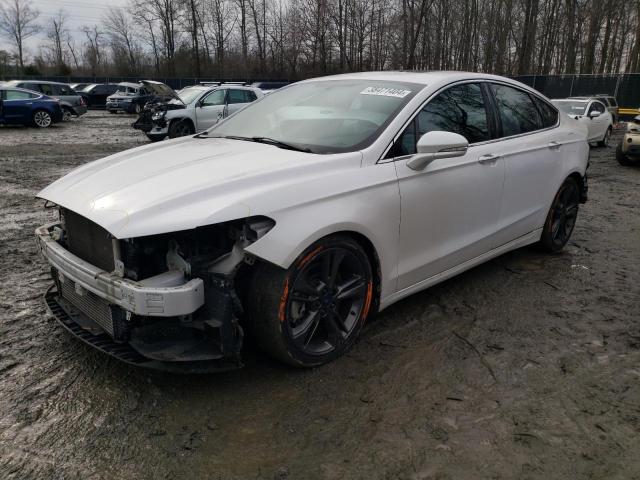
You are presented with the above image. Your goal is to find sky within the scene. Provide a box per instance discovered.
[22,0,128,56]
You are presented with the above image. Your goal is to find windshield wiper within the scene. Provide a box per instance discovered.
[195,134,313,153]
[250,137,313,153]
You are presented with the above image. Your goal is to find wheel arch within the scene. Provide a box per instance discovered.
[245,223,386,311]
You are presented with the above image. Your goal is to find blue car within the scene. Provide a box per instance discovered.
[0,86,64,128]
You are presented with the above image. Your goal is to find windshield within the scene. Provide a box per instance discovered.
[553,101,587,116]
[209,79,422,154]
[174,87,204,105]
[116,85,137,95]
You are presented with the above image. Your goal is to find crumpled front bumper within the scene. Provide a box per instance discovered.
[35,222,205,317]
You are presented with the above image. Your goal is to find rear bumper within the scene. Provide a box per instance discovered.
[35,223,204,317]
[72,105,88,116]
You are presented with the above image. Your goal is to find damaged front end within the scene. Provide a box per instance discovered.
[36,207,274,373]
[132,102,185,133]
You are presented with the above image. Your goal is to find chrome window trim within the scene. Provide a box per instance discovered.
[378,78,561,164]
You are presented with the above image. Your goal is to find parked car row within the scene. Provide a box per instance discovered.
[552,96,614,146]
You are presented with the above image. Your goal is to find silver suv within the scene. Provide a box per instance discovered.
[4,80,87,121]
[133,84,264,141]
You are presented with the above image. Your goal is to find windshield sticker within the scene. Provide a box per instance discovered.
[360,87,411,98]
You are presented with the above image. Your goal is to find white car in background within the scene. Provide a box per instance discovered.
[36,72,589,371]
[552,97,613,146]
[134,84,264,142]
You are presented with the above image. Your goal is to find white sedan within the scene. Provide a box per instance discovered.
[35,72,589,371]
[552,97,613,146]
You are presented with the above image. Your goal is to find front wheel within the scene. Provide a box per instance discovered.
[168,120,195,138]
[32,110,53,128]
[598,127,612,147]
[246,235,375,367]
[539,177,580,253]
[616,145,639,166]
[133,103,142,114]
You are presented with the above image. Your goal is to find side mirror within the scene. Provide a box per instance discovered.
[406,131,469,171]
[588,111,601,119]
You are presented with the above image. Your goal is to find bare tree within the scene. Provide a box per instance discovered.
[0,0,40,72]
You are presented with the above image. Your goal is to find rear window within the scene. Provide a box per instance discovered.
[490,83,540,137]
[3,89,38,100]
[532,96,558,129]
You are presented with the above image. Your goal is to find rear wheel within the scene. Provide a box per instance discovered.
[246,235,375,367]
[598,127,612,147]
[168,119,195,138]
[133,103,142,114]
[62,108,73,122]
[32,110,53,128]
[539,177,580,253]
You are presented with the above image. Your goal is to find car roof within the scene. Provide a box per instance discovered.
[11,80,69,86]
[567,96,603,102]
[0,85,43,95]
[554,98,589,103]
[118,82,140,88]
[301,70,524,86]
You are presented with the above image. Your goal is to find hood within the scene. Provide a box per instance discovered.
[140,80,181,103]
[37,137,361,239]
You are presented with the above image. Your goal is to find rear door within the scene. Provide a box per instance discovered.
[2,89,34,123]
[488,83,563,245]
[226,89,255,115]
[195,89,227,130]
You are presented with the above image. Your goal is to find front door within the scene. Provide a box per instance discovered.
[586,100,607,142]
[195,89,227,130]
[394,83,505,290]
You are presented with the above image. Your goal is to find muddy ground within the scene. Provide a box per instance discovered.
[0,111,639,480]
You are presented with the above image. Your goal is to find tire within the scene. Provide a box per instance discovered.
[133,103,142,115]
[32,109,53,128]
[108,110,117,114]
[146,133,166,142]
[539,177,580,253]
[62,108,73,122]
[245,235,375,367]
[598,127,612,147]
[616,145,639,166]
[168,119,195,138]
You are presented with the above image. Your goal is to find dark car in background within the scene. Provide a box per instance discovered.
[77,83,119,108]
[0,86,63,128]
[4,80,87,121]
[106,81,176,114]
[70,83,92,92]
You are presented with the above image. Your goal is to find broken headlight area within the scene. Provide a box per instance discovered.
[45,209,275,371]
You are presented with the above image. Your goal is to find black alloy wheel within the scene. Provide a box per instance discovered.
[246,235,375,367]
[540,177,580,252]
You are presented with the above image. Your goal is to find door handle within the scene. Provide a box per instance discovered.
[478,154,501,165]
[548,141,561,150]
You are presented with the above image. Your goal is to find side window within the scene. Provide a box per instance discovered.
[246,90,257,102]
[58,85,72,95]
[609,97,618,107]
[39,84,54,95]
[201,89,226,107]
[532,96,558,129]
[138,88,147,95]
[491,83,540,137]
[385,119,418,158]
[5,90,32,100]
[228,89,247,104]
[417,83,491,143]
